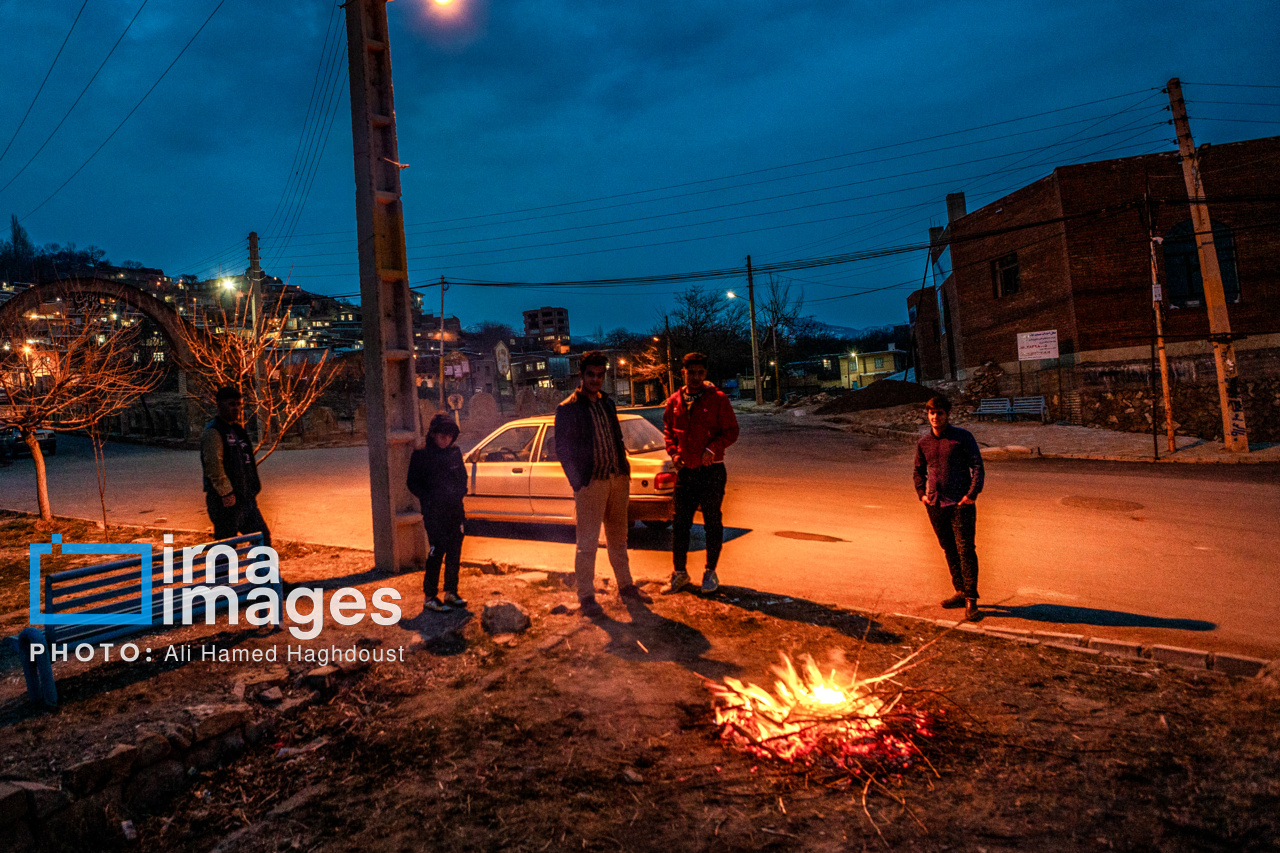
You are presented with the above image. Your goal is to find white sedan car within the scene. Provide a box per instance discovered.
[463,414,676,526]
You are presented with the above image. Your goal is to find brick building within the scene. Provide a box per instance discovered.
[522,306,570,352]
[910,136,1280,440]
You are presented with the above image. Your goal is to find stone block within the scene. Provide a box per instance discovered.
[187,704,250,741]
[1032,631,1085,646]
[1087,638,1144,659]
[133,733,171,768]
[305,665,340,689]
[481,600,531,635]
[10,781,69,820]
[1148,645,1209,669]
[61,745,135,796]
[1041,642,1101,656]
[513,571,550,584]
[242,668,290,690]
[0,782,29,824]
[185,729,246,771]
[123,760,186,814]
[258,686,284,703]
[335,657,370,675]
[983,626,1031,637]
[1211,653,1269,678]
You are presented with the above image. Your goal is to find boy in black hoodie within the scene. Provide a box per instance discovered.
[407,414,469,612]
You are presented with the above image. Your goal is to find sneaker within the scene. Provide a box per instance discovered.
[941,592,966,609]
[424,596,452,613]
[965,599,981,621]
[619,584,652,604]
[579,597,605,619]
[663,572,692,595]
[700,569,720,594]
[442,591,468,608]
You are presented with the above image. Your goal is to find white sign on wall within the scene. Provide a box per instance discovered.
[1017,329,1059,361]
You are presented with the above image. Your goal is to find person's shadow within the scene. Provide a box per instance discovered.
[586,599,740,680]
[398,604,474,655]
[706,585,903,645]
[982,603,1215,631]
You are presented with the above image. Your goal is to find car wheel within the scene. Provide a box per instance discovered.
[642,520,671,530]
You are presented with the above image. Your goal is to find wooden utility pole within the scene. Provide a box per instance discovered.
[345,0,427,572]
[745,255,763,405]
[1167,78,1249,451]
[1148,235,1176,453]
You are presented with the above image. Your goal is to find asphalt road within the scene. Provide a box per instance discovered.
[2,414,1278,657]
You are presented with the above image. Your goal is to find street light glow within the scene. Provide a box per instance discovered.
[726,290,737,299]
[221,278,236,290]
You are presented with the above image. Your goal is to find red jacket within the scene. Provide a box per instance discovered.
[663,382,739,469]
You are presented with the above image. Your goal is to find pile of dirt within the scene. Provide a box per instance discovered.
[814,379,936,415]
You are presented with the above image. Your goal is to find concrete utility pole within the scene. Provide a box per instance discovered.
[745,255,763,405]
[438,275,447,411]
[664,315,675,396]
[247,232,265,386]
[1167,78,1249,452]
[345,0,427,571]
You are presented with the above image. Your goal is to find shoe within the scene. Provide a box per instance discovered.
[965,599,982,621]
[424,596,452,613]
[941,592,966,609]
[442,591,468,608]
[663,572,692,595]
[700,569,719,594]
[579,597,605,619]
[619,584,652,604]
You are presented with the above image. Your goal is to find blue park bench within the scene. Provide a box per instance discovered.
[1011,396,1049,422]
[971,398,1012,420]
[13,532,278,706]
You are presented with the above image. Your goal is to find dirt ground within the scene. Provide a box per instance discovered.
[2,513,1279,852]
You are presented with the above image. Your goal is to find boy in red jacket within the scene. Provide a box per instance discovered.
[662,352,740,594]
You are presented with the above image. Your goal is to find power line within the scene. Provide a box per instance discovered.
[23,0,230,221]
[0,0,90,165]
[0,0,152,198]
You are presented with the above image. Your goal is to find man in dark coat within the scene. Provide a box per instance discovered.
[662,352,739,594]
[407,413,468,612]
[554,351,650,618]
[201,386,271,547]
[913,394,985,620]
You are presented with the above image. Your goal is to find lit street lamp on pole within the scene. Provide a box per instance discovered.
[727,257,763,405]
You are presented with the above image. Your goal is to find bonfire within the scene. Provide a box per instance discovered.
[708,650,937,782]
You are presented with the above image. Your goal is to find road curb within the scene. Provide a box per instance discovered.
[888,612,1276,678]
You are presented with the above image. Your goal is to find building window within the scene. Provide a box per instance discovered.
[1162,220,1239,308]
[874,357,884,370]
[992,253,1020,297]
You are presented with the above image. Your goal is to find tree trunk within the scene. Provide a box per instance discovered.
[25,432,52,521]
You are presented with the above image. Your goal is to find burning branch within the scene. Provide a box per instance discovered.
[707,650,941,836]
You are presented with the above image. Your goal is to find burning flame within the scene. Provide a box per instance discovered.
[708,652,932,772]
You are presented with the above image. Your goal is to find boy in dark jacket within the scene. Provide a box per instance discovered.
[408,414,469,612]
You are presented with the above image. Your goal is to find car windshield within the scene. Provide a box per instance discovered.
[621,418,665,454]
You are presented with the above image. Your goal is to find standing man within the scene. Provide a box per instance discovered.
[913,394,984,620]
[555,351,651,618]
[662,352,739,594]
[201,386,272,547]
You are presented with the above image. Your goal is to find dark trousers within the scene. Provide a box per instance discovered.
[672,463,727,574]
[424,513,465,599]
[206,493,272,549]
[925,502,979,599]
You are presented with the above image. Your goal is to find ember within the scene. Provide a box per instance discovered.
[708,652,936,778]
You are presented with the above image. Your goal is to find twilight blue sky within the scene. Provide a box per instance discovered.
[0,0,1276,336]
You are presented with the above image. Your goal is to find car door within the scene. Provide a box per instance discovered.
[465,424,539,517]
[528,424,575,522]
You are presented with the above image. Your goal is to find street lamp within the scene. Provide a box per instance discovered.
[728,257,763,405]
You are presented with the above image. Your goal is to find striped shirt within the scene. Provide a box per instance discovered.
[587,395,621,480]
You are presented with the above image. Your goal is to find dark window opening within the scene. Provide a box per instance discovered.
[1162,220,1240,308]
[992,253,1020,298]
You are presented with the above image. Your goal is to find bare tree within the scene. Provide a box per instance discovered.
[757,276,805,399]
[0,297,162,520]
[176,290,340,462]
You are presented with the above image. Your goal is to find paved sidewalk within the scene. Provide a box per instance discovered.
[735,401,1280,463]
